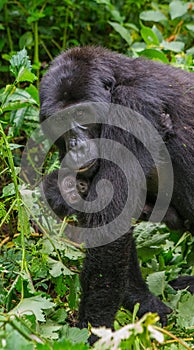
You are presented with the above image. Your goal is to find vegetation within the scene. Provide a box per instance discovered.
[0,0,194,349]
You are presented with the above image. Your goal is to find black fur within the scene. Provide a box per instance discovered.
[40,46,194,335]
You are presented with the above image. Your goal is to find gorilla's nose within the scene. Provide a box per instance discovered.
[68,138,77,149]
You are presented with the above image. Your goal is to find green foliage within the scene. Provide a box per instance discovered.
[93,313,165,350]
[0,1,194,349]
[0,0,194,81]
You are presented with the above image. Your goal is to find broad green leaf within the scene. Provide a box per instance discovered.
[110,9,124,23]
[109,21,132,45]
[60,325,89,344]
[187,46,194,55]
[95,0,111,4]
[2,183,15,197]
[169,1,188,20]
[186,24,194,32]
[140,10,166,22]
[52,341,89,350]
[0,0,7,11]
[2,88,38,112]
[131,42,146,52]
[147,271,166,296]
[17,67,37,83]
[141,26,159,45]
[36,344,51,350]
[51,308,67,323]
[25,84,39,105]
[40,323,61,340]
[27,11,45,24]
[6,329,34,350]
[19,31,33,49]
[177,294,194,327]
[161,40,185,52]
[10,296,55,322]
[2,101,33,112]
[139,49,169,63]
[152,25,163,43]
[48,257,74,277]
[10,48,31,78]
[134,222,169,248]
[64,246,84,260]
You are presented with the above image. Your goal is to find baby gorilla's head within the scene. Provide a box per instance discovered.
[60,174,89,205]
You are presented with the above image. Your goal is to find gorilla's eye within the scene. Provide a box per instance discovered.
[67,179,74,188]
[63,176,75,190]
[75,110,91,125]
[104,81,113,92]
[77,110,83,117]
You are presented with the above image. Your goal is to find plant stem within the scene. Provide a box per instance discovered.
[4,4,13,52]
[33,20,40,81]
[0,124,33,298]
[62,8,69,50]
[154,326,192,350]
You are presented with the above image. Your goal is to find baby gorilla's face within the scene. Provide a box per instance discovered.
[60,174,89,205]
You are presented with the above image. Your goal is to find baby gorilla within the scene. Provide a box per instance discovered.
[43,169,186,233]
[42,170,90,218]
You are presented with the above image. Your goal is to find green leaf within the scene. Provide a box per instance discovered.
[186,46,194,55]
[134,222,169,249]
[139,49,169,63]
[2,101,33,112]
[95,0,111,4]
[60,325,89,344]
[161,40,185,52]
[19,32,33,49]
[51,308,67,323]
[64,246,83,260]
[10,296,55,322]
[2,88,38,112]
[140,10,166,22]
[2,183,15,197]
[177,294,194,327]
[186,24,194,32]
[53,340,89,350]
[140,26,159,45]
[109,21,132,45]
[48,257,74,277]
[169,1,188,20]
[27,11,45,24]
[152,25,163,43]
[6,329,34,350]
[10,48,31,78]
[25,84,39,105]
[40,322,61,340]
[131,42,146,53]
[0,0,7,11]
[17,67,37,83]
[147,271,166,296]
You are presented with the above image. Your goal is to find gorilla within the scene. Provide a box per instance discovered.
[39,46,194,338]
